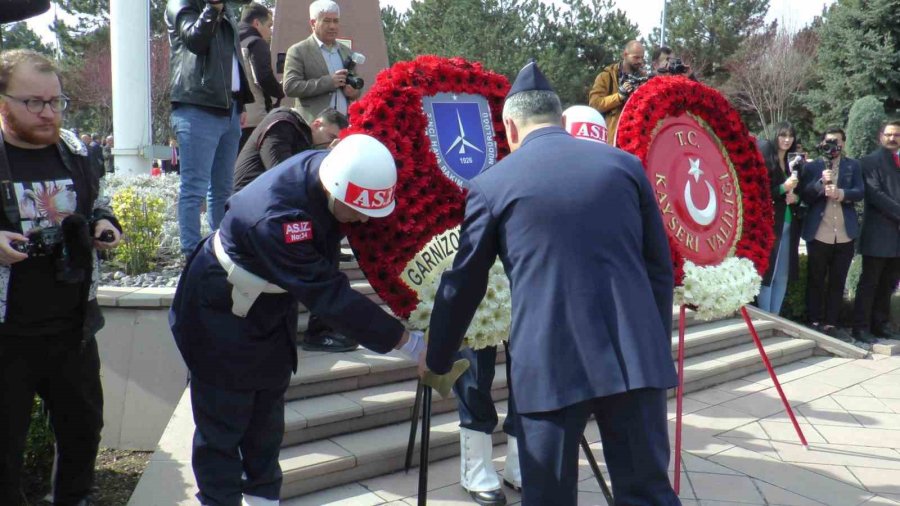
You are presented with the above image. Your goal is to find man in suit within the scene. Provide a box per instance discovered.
[420,61,680,506]
[799,127,864,342]
[853,120,900,343]
[282,0,359,124]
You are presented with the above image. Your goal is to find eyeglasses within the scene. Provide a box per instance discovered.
[0,94,69,114]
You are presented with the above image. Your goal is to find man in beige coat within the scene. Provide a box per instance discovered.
[282,0,359,123]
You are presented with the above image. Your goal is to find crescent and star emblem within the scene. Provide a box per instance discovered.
[683,158,717,226]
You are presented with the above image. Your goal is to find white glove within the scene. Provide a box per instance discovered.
[398,330,426,362]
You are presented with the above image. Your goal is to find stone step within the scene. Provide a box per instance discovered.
[282,318,776,446]
[276,336,816,499]
[285,315,766,402]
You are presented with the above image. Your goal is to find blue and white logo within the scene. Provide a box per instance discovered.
[423,93,497,188]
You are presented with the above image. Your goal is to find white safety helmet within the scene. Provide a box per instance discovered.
[319,134,398,218]
[562,105,608,144]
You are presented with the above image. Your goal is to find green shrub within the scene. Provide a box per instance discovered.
[22,396,55,500]
[845,96,886,159]
[781,254,808,323]
[111,187,166,275]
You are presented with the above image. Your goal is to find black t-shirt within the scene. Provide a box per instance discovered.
[1,142,84,337]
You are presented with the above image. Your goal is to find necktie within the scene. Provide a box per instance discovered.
[894,152,899,168]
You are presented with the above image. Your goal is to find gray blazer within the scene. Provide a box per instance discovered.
[282,34,351,123]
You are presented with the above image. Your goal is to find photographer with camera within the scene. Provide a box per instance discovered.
[799,127,863,342]
[283,0,362,123]
[588,40,646,142]
[166,0,254,257]
[0,49,121,506]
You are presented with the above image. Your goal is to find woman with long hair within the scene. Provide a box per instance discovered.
[757,122,804,314]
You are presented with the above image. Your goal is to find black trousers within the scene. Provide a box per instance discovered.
[518,388,679,506]
[0,334,103,506]
[853,255,900,332]
[806,240,855,326]
[452,345,518,437]
[190,375,286,506]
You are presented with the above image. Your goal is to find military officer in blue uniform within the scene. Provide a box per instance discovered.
[420,62,681,505]
[170,134,428,506]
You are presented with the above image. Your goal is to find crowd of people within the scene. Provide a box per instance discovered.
[754,120,900,345]
[0,0,898,505]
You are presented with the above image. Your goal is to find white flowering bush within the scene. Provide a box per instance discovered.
[103,173,210,259]
[407,261,511,349]
[675,257,762,321]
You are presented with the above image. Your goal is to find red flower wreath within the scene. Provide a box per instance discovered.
[616,76,774,284]
[343,56,511,318]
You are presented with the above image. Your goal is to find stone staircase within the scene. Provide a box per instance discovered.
[128,249,846,505]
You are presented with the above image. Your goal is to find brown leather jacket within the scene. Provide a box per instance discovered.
[588,62,624,142]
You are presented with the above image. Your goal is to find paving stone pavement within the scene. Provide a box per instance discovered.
[283,355,900,506]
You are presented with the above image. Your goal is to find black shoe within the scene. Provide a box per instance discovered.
[300,332,358,352]
[872,326,900,340]
[467,488,507,506]
[824,326,853,343]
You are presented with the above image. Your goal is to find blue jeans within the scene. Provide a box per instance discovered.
[758,220,792,314]
[171,104,241,255]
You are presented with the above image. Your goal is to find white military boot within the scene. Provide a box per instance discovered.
[501,435,522,491]
[459,428,507,505]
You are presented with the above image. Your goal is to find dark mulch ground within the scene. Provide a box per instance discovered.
[23,448,151,505]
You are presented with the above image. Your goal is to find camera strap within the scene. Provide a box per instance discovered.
[0,137,23,232]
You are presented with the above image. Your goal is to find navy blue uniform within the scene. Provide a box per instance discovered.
[170,150,403,505]
[426,126,679,505]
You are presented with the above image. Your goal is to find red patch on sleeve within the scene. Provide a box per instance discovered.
[283,221,313,243]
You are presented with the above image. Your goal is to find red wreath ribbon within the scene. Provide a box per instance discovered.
[343,56,511,318]
[616,76,774,284]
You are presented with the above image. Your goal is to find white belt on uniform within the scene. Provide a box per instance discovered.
[212,231,287,317]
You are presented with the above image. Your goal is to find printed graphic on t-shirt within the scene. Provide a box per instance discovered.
[14,179,77,233]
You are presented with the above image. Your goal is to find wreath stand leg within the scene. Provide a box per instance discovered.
[417,385,433,506]
[580,436,614,505]
[739,305,808,447]
[404,381,424,473]
[674,304,687,495]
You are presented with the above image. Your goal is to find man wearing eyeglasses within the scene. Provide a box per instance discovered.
[0,49,122,506]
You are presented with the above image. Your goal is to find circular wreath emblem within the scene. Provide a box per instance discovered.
[342,56,511,321]
[616,76,774,318]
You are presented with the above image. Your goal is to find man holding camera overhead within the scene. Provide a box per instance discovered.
[0,49,121,506]
[588,40,646,142]
[283,0,361,124]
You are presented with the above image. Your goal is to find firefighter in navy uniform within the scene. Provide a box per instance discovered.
[169,134,427,506]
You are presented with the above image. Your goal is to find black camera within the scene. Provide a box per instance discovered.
[819,138,842,160]
[657,57,689,75]
[11,226,63,256]
[343,52,366,90]
[619,73,649,96]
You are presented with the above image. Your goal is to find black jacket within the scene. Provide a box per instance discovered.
[239,22,283,112]
[758,139,802,285]
[859,147,900,257]
[166,0,253,110]
[233,107,313,192]
[0,130,121,341]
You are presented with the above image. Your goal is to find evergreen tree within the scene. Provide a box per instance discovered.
[649,0,770,84]
[845,95,886,158]
[0,22,54,54]
[803,0,900,132]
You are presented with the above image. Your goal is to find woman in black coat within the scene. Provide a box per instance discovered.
[757,122,804,314]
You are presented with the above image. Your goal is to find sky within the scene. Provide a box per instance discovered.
[25,0,836,46]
